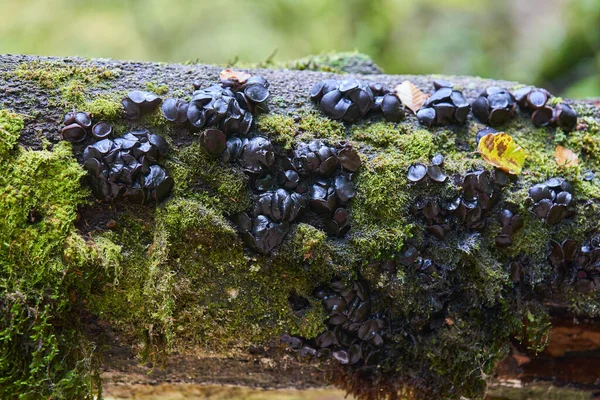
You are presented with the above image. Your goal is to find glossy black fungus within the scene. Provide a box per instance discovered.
[514,87,578,130]
[311,78,374,123]
[528,177,574,225]
[242,76,270,105]
[161,98,189,124]
[92,121,112,140]
[61,110,93,143]
[407,163,427,182]
[228,137,361,252]
[61,123,88,143]
[412,169,506,240]
[82,129,173,204]
[495,208,523,248]
[236,213,289,255]
[122,91,162,120]
[547,236,600,292]
[407,155,447,183]
[199,129,227,156]
[338,144,361,172]
[416,107,436,128]
[187,84,253,135]
[293,140,340,177]
[433,79,454,90]
[253,189,306,222]
[282,279,388,367]
[471,87,516,126]
[417,85,470,127]
[553,103,578,132]
[239,136,276,174]
[379,93,406,122]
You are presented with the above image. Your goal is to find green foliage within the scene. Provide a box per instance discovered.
[0,108,24,159]
[167,141,250,214]
[256,112,346,149]
[0,141,105,399]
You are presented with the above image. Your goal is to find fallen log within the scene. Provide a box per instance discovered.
[0,53,599,399]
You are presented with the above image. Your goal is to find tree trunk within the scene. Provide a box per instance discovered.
[1,54,599,400]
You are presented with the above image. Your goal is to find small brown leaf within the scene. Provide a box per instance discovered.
[219,68,251,84]
[395,81,428,113]
[555,145,579,167]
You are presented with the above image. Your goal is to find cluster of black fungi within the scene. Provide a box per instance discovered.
[410,169,509,241]
[415,81,470,127]
[160,75,269,135]
[310,79,578,131]
[528,177,575,226]
[310,79,405,123]
[231,139,361,254]
[61,109,174,204]
[548,235,600,292]
[282,279,389,367]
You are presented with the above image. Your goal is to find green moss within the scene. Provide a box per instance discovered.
[13,60,119,90]
[82,94,123,123]
[350,149,415,260]
[256,112,346,149]
[0,108,24,159]
[145,81,169,95]
[0,141,108,399]
[167,141,250,214]
[13,60,119,110]
[92,198,333,359]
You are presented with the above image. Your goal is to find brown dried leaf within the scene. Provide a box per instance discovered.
[555,145,579,167]
[395,80,428,113]
[219,68,251,84]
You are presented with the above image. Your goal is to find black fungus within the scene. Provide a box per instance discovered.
[417,84,470,127]
[82,128,173,204]
[61,110,93,143]
[495,208,523,248]
[407,155,447,183]
[282,279,388,366]
[161,98,189,124]
[513,87,578,130]
[122,91,162,120]
[471,87,517,126]
[528,177,575,225]
[311,79,374,123]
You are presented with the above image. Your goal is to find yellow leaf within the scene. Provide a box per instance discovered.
[394,81,428,113]
[555,145,579,167]
[477,132,527,175]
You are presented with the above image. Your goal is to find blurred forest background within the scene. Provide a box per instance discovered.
[0,0,598,98]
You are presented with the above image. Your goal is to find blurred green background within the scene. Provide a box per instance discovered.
[0,0,598,97]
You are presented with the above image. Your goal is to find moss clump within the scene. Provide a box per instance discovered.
[92,198,332,359]
[167,142,250,214]
[13,60,119,110]
[13,60,119,90]
[0,141,109,399]
[82,94,124,123]
[145,81,169,95]
[256,112,346,149]
[0,108,24,159]
[350,149,415,260]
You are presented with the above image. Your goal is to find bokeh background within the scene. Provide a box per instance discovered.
[0,0,598,98]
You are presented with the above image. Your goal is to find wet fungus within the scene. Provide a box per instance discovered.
[416,83,470,127]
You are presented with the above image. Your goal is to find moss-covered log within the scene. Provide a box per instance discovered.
[1,53,599,400]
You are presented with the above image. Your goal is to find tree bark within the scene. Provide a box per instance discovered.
[1,54,599,399]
